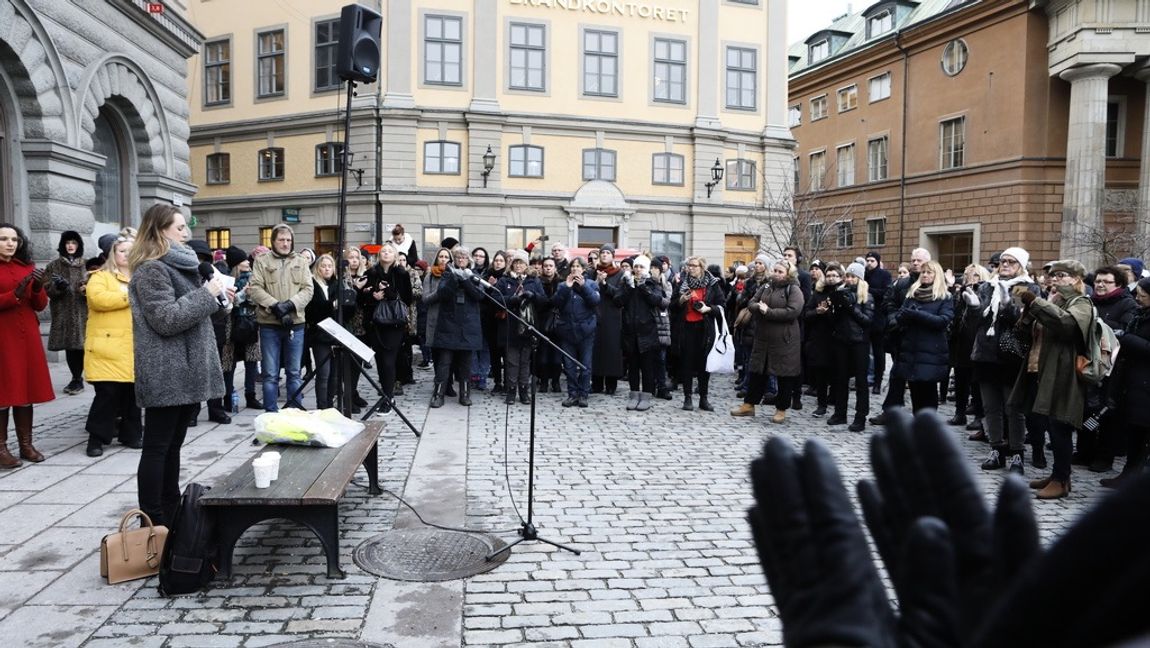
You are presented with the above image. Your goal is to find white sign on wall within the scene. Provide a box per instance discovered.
[508,0,691,23]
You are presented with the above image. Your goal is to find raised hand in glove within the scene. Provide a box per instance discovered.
[857,409,1039,644]
[270,300,296,326]
[29,268,45,291]
[1018,290,1037,306]
[748,436,962,648]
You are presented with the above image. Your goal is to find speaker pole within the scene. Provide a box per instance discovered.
[335,78,356,418]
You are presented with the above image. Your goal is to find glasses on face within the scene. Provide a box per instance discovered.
[1000,259,1019,266]
[1051,271,1071,279]
[1095,279,1115,285]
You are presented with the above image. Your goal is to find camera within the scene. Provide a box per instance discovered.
[692,301,706,312]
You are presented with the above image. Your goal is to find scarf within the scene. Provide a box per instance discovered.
[430,264,445,278]
[159,242,199,272]
[983,272,1032,336]
[912,285,936,302]
[597,261,620,277]
[684,271,717,291]
[1092,286,1125,303]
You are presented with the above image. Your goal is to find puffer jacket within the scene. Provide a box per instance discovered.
[83,269,133,382]
[553,279,600,341]
[828,284,874,344]
[431,268,485,351]
[247,252,313,326]
[129,244,225,408]
[621,274,665,354]
[893,293,954,383]
[802,286,835,369]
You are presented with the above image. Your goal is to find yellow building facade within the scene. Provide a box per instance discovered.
[186,0,794,266]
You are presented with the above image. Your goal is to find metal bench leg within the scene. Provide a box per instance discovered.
[362,442,382,496]
[290,506,345,579]
[206,505,346,580]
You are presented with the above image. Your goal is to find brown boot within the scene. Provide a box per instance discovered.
[1035,478,1070,500]
[771,408,786,424]
[1027,476,1051,490]
[0,409,20,469]
[729,403,755,417]
[13,406,43,463]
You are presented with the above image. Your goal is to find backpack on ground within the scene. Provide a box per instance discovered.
[158,482,218,596]
[1074,299,1120,386]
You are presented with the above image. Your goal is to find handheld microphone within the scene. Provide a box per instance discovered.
[199,262,228,307]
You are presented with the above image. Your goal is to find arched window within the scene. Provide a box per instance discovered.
[92,109,129,227]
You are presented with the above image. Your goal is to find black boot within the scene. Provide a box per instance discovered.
[445,382,457,397]
[519,384,531,405]
[505,384,516,404]
[682,376,694,411]
[245,392,264,410]
[430,382,445,408]
[351,391,367,408]
[492,378,505,394]
[551,377,561,393]
[459,381,472,406]
[697,375,713,412]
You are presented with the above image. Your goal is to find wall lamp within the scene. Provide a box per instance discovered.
[481,145,496,188]
[705,158,724,198]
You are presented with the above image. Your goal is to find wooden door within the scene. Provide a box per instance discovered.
[724,234,759,269]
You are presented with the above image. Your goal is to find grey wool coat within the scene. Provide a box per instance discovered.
[44,256,88,351]
[129,244,226,408]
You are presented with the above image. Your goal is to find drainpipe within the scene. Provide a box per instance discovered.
[894,31,910,260]
[374,100,383,245]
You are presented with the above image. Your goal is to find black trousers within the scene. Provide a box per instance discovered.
[831,342,870,419]
[953,365,983,416]
[1049,418,1075,482]
[435,348,473,386]
[372,327,404,400]
[137,403,197,526]
[747,372,799,411]
[86,381,141,444]
[909,380,940,412]
[870,330,886,387]
[65,349,84,381]
[624,337,658,394]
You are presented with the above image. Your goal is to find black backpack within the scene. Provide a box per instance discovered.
[158,482,218,596]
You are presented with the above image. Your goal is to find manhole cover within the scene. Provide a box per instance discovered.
[354,529,510,581]
[266,642,395,648]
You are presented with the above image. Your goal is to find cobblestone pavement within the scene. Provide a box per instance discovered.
[0,361,1116,648]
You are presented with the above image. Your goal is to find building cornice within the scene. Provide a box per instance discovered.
[108,0,204,58]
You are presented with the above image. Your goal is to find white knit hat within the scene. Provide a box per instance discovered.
[509,249,530,265]
[1000,247,1030,270]
[846,262,866,279]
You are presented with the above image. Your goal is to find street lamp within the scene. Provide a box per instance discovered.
[705,158,724,198]
[482,145,496,188]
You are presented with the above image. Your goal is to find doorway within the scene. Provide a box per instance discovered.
[724,234,759,270]
[931,232,974,274]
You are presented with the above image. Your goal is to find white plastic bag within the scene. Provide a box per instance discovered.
[706,307,736,374]
[253,408,365,448]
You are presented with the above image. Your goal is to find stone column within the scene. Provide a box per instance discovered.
[469,0,500,113]
[1137,66,1150,257]
[694,0,720,129]
[383,0,415,108]
[1058,63,1120,269]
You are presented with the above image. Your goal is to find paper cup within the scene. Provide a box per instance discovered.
[253,460,274,488]
[262,452,281,481]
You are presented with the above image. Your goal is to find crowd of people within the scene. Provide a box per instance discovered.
[1,214,1149,506]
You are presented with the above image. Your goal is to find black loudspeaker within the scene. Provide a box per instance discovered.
[336,4,382,84]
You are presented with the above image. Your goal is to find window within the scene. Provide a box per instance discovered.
[653,38,686,104]
[808,222,827,250]
[837,85,858,112]
[725,46,757,110]
[809,151,826,191]
[425,15,463,86]
[650,231,685,269]
[583,30,618,97]
[259,226,274,248]
[424,141,461,175]
[788,105,802,127]
[315,226,339,257]
[809,39,829,63]
[257,29,286,98]
[204,39,231,105]
[315,142,344,177]
[578,226,616,249]
[509,23,546,91]
[868,10,893,38]
[509,145,544,178]
[940,117,965,169]
[92,111,127,226]
[868,137,889,182]
[258,147,284,181]
[793,156,800,190]
[652,153,684,186]
[941,39,968,76]
[423,225,462,261]
[869,72,891,102]
[582,148,616,181]
[506,226,545,251]
[206,153,230,185]
[725,159,756,191]
[314,19,340,92]
[1105,100,1124,158]
[867,218,887,247]
[206,228,231,249]
[836,220,854,248]
[836,144,855,187]
[810,95,828,120]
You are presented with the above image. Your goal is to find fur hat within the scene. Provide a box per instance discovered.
[57,230,84,258]
[846,262,866,279]
[225,245,248,269]
[1001,247,1030,270]
[509,249,530,266]
[1048,259,1086,278]
[735,265,748,275]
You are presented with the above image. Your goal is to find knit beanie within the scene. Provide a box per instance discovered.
[1137,276,1150,295]
[632,255,651,270]
[1001,247,1030,270]
[225,245,248,269]
[1119,257,1145,279]
[864,251,881,263]
[754,253,771,267]
[97,233,119,256]
[846,262,866,279]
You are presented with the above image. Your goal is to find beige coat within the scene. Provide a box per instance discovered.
[246,252,313,326]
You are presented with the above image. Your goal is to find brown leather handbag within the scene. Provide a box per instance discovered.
[100,509,169,584]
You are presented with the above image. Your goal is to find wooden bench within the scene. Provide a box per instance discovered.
[200,421,383,579]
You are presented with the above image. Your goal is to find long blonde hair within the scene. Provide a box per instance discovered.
[908,260,950,301]
[128,204,181,271]
[312,253,336,282]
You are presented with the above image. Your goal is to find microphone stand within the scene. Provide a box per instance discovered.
[467,272,584,560]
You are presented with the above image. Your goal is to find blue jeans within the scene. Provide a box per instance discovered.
[261,324,304,411]
[562,335,594,398]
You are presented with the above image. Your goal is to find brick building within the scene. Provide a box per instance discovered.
[787,0,1150,272]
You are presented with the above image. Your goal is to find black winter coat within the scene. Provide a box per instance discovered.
[829,285,874,344]
[802,288,835,369]
[495,273,545,347]
[621,274,666,354]
[882,272,918,349]
[304,278,337,345]
[431,269,485,351]
[1093,289,1137,332]
[1111,306,1150,422]
[360,264,414,348]
[967,278,1040,368]
[893,294,954,382]
[593,268,626,376]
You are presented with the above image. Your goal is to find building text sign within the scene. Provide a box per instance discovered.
[509,0,690,23]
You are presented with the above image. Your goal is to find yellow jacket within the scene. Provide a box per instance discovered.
[84,269,134,382]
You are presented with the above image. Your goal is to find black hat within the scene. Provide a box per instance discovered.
[225,245,247,270]
[441,237,459,250]
[864,251,881,262]
[988,251,1002,267]
[187,239,212,260]
[600,243,616,254]
[1137,276,1150,295]
[97,233,119,256]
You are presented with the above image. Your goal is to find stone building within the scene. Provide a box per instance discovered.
[185,0,795,268]
[0,0,202,259]
[788,0,1150,271]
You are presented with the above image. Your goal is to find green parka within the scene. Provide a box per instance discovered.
[1010,287,1093,428]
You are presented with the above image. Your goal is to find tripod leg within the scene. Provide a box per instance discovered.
[486,535,526,561]
[534,536,581,555]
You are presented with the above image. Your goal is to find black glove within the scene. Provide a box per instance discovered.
[51,275,69,291]
[857,409,1039,643]
[270,300,295,326]
[748,437,961,648]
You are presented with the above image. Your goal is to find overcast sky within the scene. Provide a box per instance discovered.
[787,1,857,44]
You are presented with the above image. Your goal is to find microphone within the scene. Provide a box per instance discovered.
[199,262,228,307]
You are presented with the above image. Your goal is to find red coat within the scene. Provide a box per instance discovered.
[0,259,55,407]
